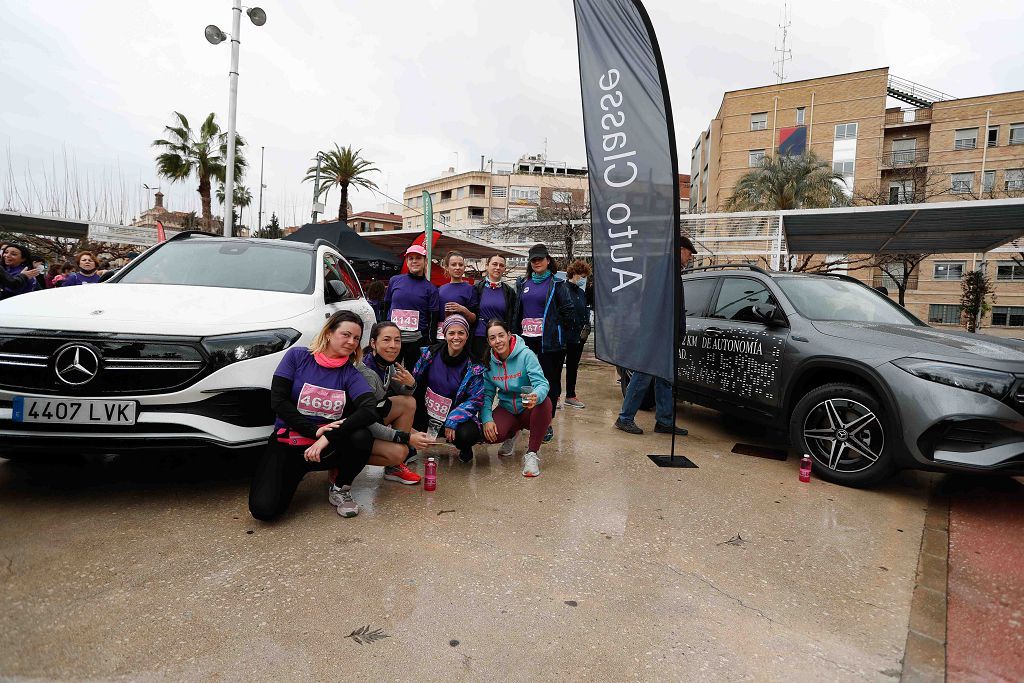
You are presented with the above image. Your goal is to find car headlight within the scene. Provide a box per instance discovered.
[892,358,1013,400]
[202,328,301,371]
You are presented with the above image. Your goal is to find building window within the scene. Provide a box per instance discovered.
[928,304,962,325]
[552,190,572,204]
[832,160,855,176]
[490,208,506,221]
[456,186,467,200]
[951,172,974,194]
[508,206,538,221]
[509,186,540,204]
[933,261,965,281]
[996,262,1024,281]
[878,263,905,290]
[954,128,978,150]
[796,107,805,125]
[468,207,485,220]
[992,306,1024,327]
[834,123,858,140]
[889,181,914,204]
[750,112,768,131]
[439,211,451,225]
[748,149,765,167]
[1010,123,1024,145]
[988,126,999,147]
[1005,169,1024,192]
[983,170,996,193]
[491,186,507,198]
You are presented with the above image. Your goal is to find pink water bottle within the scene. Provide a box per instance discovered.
[424,457,437,491]
[799,454,812,483]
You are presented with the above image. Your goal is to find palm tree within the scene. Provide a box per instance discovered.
[153,112,247,229]
[302,144,379,224]
[724,151,849,211]
[217,183,253,233]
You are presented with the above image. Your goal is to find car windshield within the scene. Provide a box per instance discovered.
[116,240,315,294]
[776,277,922,325]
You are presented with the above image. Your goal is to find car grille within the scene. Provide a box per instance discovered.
[0,330,207,396]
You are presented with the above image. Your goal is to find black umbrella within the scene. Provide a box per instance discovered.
[282,220,401,278]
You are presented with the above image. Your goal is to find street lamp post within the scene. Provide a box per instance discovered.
[311,151,327,224]
[257,145,265,234]
[205,2,266,237]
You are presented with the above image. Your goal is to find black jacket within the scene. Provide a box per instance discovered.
[563,280,589,345]
[512,275,578,353]
[472,279,517,332]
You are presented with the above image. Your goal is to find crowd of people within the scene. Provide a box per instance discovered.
[0,242,108,300]
[250,243,596,521]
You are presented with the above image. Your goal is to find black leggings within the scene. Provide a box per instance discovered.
[523,336,565,419]
[249,429,373,521]
[400,335,427,370]
[564,341,585,399]
[413,406,481,453]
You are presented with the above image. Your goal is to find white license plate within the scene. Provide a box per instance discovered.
[12,397,137,426]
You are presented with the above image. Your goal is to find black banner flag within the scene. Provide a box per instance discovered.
[574,0,681,382]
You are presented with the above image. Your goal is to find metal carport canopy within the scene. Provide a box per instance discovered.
[358,228,526,261]
[779,198,1024,254]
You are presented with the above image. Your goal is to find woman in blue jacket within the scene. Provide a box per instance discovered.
[480,319,551,477]
[512,243,577,442]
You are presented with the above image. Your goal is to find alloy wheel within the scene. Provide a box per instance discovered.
[802,398,884,473]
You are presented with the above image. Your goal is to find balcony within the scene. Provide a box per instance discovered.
[880,147,929,169]
[884,108,933,127]
[873,273,919,291]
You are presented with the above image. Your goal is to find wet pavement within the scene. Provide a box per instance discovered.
[1,364,943,680]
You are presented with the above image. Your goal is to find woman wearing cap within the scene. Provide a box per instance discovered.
[384,244,440,369]
[61,251,104,287]
[436,250,478,339]
[471,253,516,362]
[1,243,39,300]
[249,310,378,521]
[411,314,485,463]
[481,319,551,477]
[512,243,578,443]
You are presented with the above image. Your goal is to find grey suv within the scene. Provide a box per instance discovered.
[674,265,1024,486]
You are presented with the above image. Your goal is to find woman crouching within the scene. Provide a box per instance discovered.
[249,311,378,521]
[481,320,552,477]
[411,314,485,463]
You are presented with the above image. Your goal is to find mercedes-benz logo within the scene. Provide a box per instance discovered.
[53,344,100,386]
[835,429,849,441]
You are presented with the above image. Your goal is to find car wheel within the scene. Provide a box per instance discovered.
[789,383,895,487]
[616,366,656,411]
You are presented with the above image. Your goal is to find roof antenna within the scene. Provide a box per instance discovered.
[773,2,792,84]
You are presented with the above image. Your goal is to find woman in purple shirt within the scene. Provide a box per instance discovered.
[512,244,578,443]
[436,250,479,340]
[1,243,39,300]
[471,254,517,362]
[61,251,105,287]
[249,311,379,521]
[384,244,440,370]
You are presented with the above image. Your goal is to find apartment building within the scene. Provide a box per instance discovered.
[348,211,403,233]
[689,66,1024,336]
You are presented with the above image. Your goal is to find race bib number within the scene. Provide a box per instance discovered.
[391,309,420,332]
[437,322,444,340]
[522,317,544,337]
[424,387,453,422]
[296,383,347,420]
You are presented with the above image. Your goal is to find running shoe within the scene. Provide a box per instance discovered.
[458,448,474,463]
[331,485,359,518]
[614,419,643,435]
[565,397,586,409]
[543,426,554,443]
[498,435,516,457]
[522,451,540,477]
[383,463,421,485]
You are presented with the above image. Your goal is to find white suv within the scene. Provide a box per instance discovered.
[0,233,375,457]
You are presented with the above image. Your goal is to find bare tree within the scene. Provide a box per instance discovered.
[483,189,591,264]
[873,252,929,306]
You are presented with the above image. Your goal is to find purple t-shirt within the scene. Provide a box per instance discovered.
[1,265,37,299]
[425,354,468,402]
[476,284,507,337]
[62,272,102,287]
[438,282,478,318]
[272,346,373,431]
[384,274,439,340]
[520,276,553,321]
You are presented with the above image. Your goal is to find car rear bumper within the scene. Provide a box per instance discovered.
[881,364,1024,474]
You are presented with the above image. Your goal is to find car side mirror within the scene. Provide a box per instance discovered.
[753,303,786,327]
[326,279,350,302]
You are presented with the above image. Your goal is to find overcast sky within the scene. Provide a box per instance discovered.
[2,0,1021,228]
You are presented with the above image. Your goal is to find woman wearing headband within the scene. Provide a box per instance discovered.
[411,314,485,463]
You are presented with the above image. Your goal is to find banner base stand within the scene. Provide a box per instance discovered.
[648,454,697,468]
